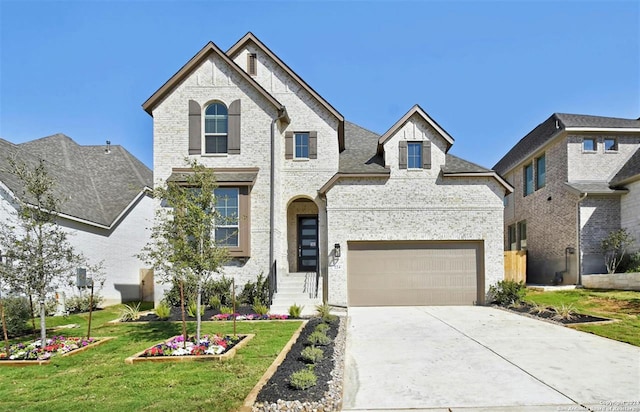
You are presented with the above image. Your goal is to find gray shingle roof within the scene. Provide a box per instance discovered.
[0,134,152,227]
[494,113,640,175]
[339,122,388,174]
[610,148,640,186]
[566,181,627,194]
[442,155,491,174]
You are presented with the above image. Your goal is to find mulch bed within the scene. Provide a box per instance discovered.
[135,305,280,322]
[256,317,339,403]
[504,303,611,324]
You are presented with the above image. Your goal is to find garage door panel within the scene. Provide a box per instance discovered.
[348,241,482,306]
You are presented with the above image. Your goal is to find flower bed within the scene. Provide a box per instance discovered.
[212,313,288,321]
[0,336,114,366]
[125,333,254,364]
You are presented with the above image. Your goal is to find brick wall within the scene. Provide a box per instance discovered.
[580,196,621,274]
[621,180,640,254]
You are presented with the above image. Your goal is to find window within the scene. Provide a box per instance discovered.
[524,164,533,196]
[508,224,517,250]
[517,221,527,249]
[535,154,546,189]
[204,103,228,154]
[583,138,596,152]
[604,138,618,152]
[247,53,257,76]
[214,187,239,247]
[295,132,309,159]
[407,142,423,169]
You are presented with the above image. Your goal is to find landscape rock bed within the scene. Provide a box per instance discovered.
[253,315,346,411]
[500,304,612,324]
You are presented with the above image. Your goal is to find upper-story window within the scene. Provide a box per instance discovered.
[535,154,546,189]
[295,132,309,159]
[524,163,534,196]
[604,138,618,152]
[407,142,423,169]
[583,138,596,152]
[205,103,228,154]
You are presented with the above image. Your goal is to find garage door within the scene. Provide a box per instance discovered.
[348,241,483,306]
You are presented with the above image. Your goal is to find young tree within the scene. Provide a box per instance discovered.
[139,160,229,342]
[0,158,98,343]
[601,228,635,274]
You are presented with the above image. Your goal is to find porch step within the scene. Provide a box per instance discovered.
[269,272,322,317]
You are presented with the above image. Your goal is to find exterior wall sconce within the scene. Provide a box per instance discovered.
[334,243,341,258]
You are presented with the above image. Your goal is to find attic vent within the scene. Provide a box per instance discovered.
[247,53,257,76]
[105,140,111,154]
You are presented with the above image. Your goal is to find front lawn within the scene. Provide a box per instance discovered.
[525,288,640,346]
[0,305,302,412]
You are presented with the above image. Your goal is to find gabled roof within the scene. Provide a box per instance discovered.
[565,181,628,195]
[610,148,640,186]
[494,113,640,175]
[0,135,152,229]
[142,40,286,117]
[377,105,455,155]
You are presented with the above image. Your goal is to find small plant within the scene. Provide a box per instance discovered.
[219,306,234,315]
[289,367,317,390]
[186,301,204,318]
[507,300,523,309]
[307,330,331,346]
[601,229,635,274]
[314,322,330,333]
[65,293,104,313]
[2,296,31,337]
[301,345,324,364]
[252,300,269,316]
[288,303,303,318]
[488,280,526,306]
[529,302,550,315]
[120,302,142,322]
[209,295,221,310]
[315,302,336,322]
[552,303,577,321]
[155,301,171,320]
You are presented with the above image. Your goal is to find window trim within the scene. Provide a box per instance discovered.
[215,183,250,257]
[407,142,423,169]
[604,138,618,152]
[582,137,597,153]
[294,132,310,159]
[523,163,534,196]
[203,101,229,154]
[517,221,527,250]
[535,154,546,190]
[214,187,240,248]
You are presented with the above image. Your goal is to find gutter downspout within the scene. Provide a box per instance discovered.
[270,108,287,285]
[576,192,588,286]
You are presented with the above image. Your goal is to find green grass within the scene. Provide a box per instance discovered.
[525,288,640,346]
[0,305,302,412]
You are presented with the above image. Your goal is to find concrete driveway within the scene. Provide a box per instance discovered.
[343,306,640,411]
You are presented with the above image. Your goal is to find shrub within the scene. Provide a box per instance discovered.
[120,302,141,321]
[288,303,303,318]
[315,302,336,322]
[252,300,269,316]
[529,302,550,315]
[186,301,204,318]
[626,252,640,273]
[601,229,635,274]
[300,345,324,364]
[314,322,330,333]
[155,301,171,320]
[488,280,526,306]
[209,295,221,310]
[65,292,103,313]
[219,306,233,315]
[307,330,331,346]
[552,303,577,321]
[163,276,233,308]
[289,367,317,390]
[1,296,31,337]
[237,273,270,306]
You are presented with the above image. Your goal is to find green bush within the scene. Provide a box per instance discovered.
[307,330,331,346]
[154,301,171,320]
[625,252,640,273]
[488,280,526,306]
[1,296,31,337]
[208,295,221,310]
[163,276,233,308]
[120,302,141,322]
[289,367,317,390]
[315,302,336,323]
[314,322,330,334]
[252,300,269,316]
[219,306,233,315]
[288,303,303,318]
[65,292,103,313]
[186,301,204,318]
[300,345,324,364]
[237,273,270,306]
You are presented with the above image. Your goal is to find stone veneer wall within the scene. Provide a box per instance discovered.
[579,196,621,275]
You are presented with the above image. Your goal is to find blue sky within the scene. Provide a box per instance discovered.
[1,1,638,170]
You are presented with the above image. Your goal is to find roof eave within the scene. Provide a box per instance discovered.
[442,171,514,193]
[318,172,390,195]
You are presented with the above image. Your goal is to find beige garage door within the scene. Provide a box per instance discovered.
[348,241,484,306]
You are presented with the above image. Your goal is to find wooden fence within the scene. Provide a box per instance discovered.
[504,250,527,283]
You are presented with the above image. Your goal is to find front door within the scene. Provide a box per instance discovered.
[297,216,318,272]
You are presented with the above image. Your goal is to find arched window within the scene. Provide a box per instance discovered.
[204,102,228,153]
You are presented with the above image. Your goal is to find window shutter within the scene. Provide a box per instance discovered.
[398,141,407,169]
[188,100,201,154]
[285,131,293,159]
[422,141,431,169]
[228,99,241,154]
[309,131,318,159]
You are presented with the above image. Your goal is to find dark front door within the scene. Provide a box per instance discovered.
[298,216,318,272]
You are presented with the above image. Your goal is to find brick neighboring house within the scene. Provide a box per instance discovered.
[494,113,640,285]
[0,135,154,305]
[144,33,512,311]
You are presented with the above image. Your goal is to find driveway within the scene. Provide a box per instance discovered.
[343,306,640,411]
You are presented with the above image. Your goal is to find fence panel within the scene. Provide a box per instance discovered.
[504,250,527,283]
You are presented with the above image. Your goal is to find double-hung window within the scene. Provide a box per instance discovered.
[604,138,618,152]
[294,132,309,159]
[524,164,534,196]
[535,154,546,189]
[214,187,239,247]
[205,103,228,154]
[583,138,596,152]
[407,142,422,169]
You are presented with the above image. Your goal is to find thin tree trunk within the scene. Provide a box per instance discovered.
[28,294,37,339]
[39,298,46,343]
[87,284,94,339]
[0,298,9,352]
[232,277,236,337]
[179,279,187,349]
[196,281,202,342]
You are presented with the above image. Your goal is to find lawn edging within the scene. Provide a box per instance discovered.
[0,336,116,367]
[239,320,308,411]
[124,334,255,364]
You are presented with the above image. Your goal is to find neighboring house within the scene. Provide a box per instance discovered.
[0,135,154,305]
[494,114,640,285]
[143,32,512,311]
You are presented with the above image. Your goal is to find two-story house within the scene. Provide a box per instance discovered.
[494,113,640,285]
[143,33,512,311]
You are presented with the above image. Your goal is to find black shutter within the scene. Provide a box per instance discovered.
[188,100,201,154]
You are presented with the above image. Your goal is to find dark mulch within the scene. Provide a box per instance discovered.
[256,317,339,403]
[135,305,258,322]
[505,304,611,324]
